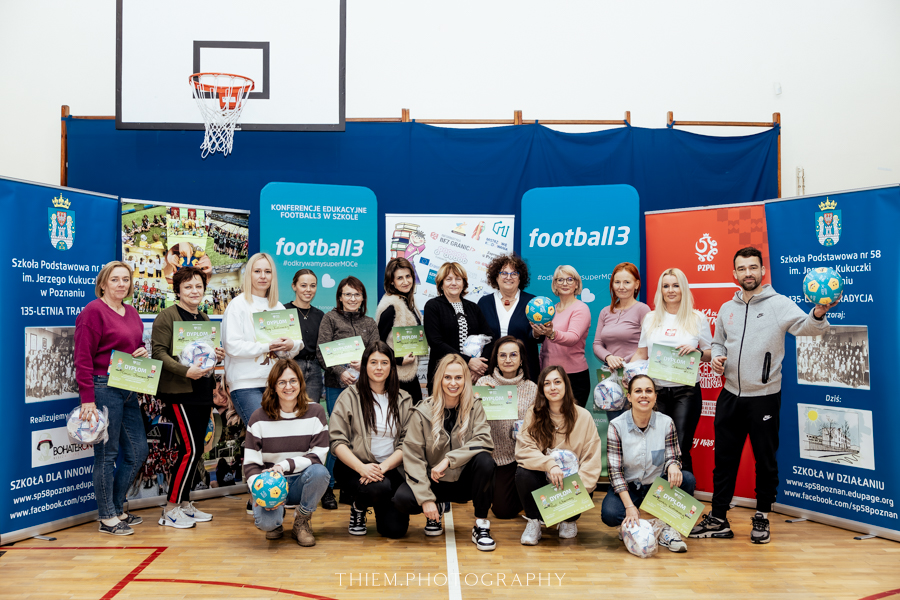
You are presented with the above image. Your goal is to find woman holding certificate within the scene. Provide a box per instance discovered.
[74,261,149,536]
[316,276,379,509]
[330,341,413,538]
[632,268,712,474]
[392,355,497,551]
[151,266,225,528]
[375,257,423,403]
[474,336,538,519]
[515,366,603,545]
[601,374,696,552]
[282,269,325,404]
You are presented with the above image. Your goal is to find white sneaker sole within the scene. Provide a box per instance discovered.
[520,536,540,546]
[424,529,444,537]
[349,528,367,536]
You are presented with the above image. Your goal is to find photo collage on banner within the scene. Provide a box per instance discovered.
[644,204,769,496]
[767,186,900,537]
[121,200,250,317]
[521,185,640,476]
[121,199,251,503]
[384,214,516,389]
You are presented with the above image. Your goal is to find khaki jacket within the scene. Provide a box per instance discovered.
[401,398,494,505]
[328,386,414,474]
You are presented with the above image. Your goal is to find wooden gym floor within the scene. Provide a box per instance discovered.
[2,494,899,600]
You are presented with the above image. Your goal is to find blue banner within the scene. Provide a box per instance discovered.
[521,185,641,474]
[260,183,378,315]
[0,176,119,541]
[766,186,900,537]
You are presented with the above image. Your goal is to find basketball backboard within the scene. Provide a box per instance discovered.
[116,0,345,131]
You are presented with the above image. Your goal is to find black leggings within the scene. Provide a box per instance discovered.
[655,384,702,473]
[333,457,409,539]
[490,461,522,519]
[393,452,496,519]
[567,370,592,408]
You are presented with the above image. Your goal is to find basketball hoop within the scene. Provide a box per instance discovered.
[189,73,255,158]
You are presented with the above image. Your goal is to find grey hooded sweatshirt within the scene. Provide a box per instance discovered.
[712,285,829,397]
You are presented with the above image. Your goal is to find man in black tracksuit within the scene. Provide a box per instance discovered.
[690,247,837,544]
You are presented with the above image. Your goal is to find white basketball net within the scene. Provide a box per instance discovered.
[189,73,254,158]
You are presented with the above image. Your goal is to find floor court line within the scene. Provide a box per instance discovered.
[443,507,462,600]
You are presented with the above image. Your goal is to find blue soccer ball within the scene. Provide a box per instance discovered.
[802,267,843,305]
[251,471,289,510]
[525,296,556,324]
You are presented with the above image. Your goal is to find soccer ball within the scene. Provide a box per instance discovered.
[594,377,626,411]
[623,519,659,558]
[251,471,289,510]
[66,406,109,444]
[802,267,843,305]
[179,341,217,369]
[547,448,579,477]
[622,360,649,387]
[525,296,556,324]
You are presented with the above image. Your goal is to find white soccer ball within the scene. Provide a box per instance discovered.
[623,519,659,558]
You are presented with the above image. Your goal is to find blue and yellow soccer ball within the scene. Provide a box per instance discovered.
[251,471,289,509]
[802,267,843,305]
[525,296,556,324]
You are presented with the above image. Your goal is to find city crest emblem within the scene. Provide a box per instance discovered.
[48,194,75,251]
[814,198,840,246]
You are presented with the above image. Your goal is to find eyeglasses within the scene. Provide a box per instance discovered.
[556,277,575,285]
[499,271,519,279]
[342,293,362,300]
[498,352,519,360]
[276,379,299,388]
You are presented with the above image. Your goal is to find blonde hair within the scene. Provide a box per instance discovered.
[646,268,701,337]
[242,253,279,309]
[435,262,469,297]
[95,261,135,299]
[429,354,473,450]
[550,265,583,296]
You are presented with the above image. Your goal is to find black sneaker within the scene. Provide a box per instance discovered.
[349,505,368,536]
[246,500,254,515]
[751,512,771,544]
[471,520,496,552]
[321,488,338,510]
[99,521,134,536]
[424,503,444,536]
[689,513,734,539]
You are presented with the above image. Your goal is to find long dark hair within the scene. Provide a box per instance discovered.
[529,365,577,452]
[486,335,529,381]
[356,341,401,434]
[261,359,310,420]
[383,257,417,311]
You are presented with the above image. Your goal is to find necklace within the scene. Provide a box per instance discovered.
[297,307,311,320]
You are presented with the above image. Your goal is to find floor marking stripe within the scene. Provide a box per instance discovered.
[444,507,462,600]
[135,578,338,599]
[858,590,900,600]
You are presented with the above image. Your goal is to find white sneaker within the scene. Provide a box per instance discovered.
[659,525,687,552]
[158,507,196,529]
[520,517,542,546]
[558,521,578,539]
[181,502,213,522]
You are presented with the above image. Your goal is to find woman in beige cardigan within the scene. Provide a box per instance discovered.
[329,341,413,538]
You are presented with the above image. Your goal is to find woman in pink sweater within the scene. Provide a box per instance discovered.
[532,265,592,407]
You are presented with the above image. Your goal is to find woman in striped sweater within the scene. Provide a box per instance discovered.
[243,359,330,546]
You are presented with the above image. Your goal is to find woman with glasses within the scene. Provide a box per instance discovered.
[375,257,424,403]
[474,335,538,519]
[422,262,492,393]
[531,266,593,408]
[316,276,380,509]
[477,253,542,383]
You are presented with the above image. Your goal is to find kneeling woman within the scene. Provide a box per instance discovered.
[393,354,498,551]
[243,359,331,546]
[515,366,603,545]
[600,374,696,553]
[330,341,413,538]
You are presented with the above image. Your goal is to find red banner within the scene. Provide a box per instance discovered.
[645,204,769,496]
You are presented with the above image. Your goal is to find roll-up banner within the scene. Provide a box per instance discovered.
[766,185,900,540]
[261,183,379,316]
[645,204,769,498]
[0,176,119,543]
[521,185,640,475]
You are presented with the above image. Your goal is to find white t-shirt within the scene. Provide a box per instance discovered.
[638,311,712,387]
[370,393,397,462]
[493,291,520,337]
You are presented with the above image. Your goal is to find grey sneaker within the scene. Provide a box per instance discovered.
[558,521,578,539]
[181,502,213,522]
[660,525,687,552]
[751,512,771,544]
[120,513,143,526]
[99,521,134,536]
[520,518,542,545]
[158,507,196,529]
[689,513,734,539]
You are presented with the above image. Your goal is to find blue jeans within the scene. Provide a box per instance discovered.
[296,358,323,403]
[600,471,697,527]
[324,386,343,489]
[92,376,149,519]
[253,464,330,531]
[231,386,265,427]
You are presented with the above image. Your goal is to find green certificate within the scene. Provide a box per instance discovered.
[172,321,220,354]
[647,343,701,386]
[320,336,365,367]
[392,325,428,356]
[253,309,303,344]
[107,350,163,395]
[530,473,595,527]
[639,476,704,537]
[473,385,518,420]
